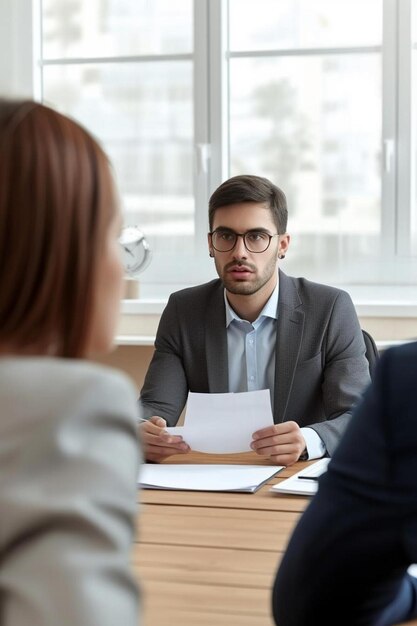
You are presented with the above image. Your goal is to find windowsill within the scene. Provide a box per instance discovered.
[122,299,167,315]
[115,334,156,346]
[121,285,417,318]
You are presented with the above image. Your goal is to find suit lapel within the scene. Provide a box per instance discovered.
[206,284,229,392]
[274,271,305,423]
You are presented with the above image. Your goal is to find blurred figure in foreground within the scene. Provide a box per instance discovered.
[273,343,417,626]
[0,99,141,626]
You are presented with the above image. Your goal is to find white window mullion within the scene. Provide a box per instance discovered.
[208,0,229,196]
[193,0,211,245]
[395,0,414,256]
[0,0,37,98]
[32,0,43,100]
[381,0,399,257]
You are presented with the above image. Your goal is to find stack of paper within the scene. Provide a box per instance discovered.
[270,458,330,496]
[166,389,274,454]
[139,463,284,493]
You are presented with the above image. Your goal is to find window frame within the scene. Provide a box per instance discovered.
[2,0,417,301]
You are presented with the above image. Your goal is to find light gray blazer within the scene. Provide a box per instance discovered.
[141,271,371,455]
[0,357,141,626]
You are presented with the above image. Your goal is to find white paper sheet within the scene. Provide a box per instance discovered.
[139,463,284,493]
[270,458,330,496]
[166,389,274,453]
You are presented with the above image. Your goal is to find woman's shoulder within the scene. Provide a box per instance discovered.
[0,357,141,433]
[0,356,135,391]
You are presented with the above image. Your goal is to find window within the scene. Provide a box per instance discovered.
[3,0,417,297]
[39,0,202,295]
[228,0,382,284]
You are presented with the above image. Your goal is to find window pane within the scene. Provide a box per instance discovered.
[229,54,382,283]
[42,0,193,59]
[229,0,382,51]
[43,61,195,280]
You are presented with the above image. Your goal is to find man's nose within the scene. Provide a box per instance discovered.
[232,234,248,257]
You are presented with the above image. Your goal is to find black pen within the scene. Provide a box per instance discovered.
[297,475,320,481]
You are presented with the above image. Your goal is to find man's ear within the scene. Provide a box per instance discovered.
[278,233,290,259]
[207,232,214,257]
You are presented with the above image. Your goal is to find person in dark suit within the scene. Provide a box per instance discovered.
[272,342,417,626]
[0,99,141,626]
[139,175,370,464]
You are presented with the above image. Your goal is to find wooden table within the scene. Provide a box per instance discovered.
[134,452,417,626]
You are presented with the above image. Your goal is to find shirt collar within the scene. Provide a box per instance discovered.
[224,278,279,328]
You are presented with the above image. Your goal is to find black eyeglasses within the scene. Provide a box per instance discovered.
[210,229,280,253]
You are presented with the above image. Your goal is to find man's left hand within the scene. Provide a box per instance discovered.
[251,421,306,466]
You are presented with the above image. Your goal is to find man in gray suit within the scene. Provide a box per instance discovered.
[140,175,370,464]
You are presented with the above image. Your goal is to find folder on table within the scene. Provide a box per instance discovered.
[139,463,284,493]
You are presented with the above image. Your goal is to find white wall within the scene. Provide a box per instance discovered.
[0,0,37,98]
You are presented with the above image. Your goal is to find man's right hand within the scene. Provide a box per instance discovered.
[139,416,190,462]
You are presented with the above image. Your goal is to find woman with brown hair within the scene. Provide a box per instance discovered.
[0,99,141,625]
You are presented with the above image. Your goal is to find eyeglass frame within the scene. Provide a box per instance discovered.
[209,228,281,253]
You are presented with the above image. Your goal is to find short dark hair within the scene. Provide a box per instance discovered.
[0,99,116,358]
[208,175,288,233]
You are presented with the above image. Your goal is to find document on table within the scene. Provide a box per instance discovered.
[139,463,284,493]
[166,389,274,454]
[270,458,330,496]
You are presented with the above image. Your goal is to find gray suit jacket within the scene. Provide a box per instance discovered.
[0,358,141,626]
[141,271,371,455]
